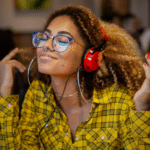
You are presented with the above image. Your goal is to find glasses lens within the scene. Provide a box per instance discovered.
[33,32,47,48]
[53,35,70,52]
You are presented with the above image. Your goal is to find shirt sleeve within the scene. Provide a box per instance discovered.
[15,80,40,150]
[119,101,150,149]
[113,86,150,150]
[0,95,19,150]
[130,107,150,149]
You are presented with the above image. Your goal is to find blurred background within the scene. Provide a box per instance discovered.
[0,0,149,59]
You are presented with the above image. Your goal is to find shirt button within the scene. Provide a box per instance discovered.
[101,136,105,140]
[7,103,11,107]
[76,136,79,141]
[45,123,49,127]
[93,104,95,108]
[43,98,47,102]
[65,133,69,136]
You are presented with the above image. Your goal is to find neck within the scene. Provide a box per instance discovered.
[51,74,80,105]
[50,73,93,112]
[51,74,77,93]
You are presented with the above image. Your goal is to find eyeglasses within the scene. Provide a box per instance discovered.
[32,31,81,53]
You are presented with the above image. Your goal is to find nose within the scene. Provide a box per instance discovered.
[43,37,54,51]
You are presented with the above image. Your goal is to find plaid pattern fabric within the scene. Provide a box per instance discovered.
[0,80,150,150]
[0,95,19,150]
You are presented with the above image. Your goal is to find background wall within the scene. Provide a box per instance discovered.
[0,0,149,32]
[0,0,102,32]
[0,0,52,32]
[0,0,149,48]
[129,0,149,28]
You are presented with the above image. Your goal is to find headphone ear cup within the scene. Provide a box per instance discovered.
[82,47,100,72]
[81,48,89,69]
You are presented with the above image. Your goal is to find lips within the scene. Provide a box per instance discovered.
[38,53,58,59]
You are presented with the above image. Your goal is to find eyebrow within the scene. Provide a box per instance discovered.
[45,29,85,48]
[45,29,74,39]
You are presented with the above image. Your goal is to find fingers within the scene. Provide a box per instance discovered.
[1,48,19,62]
[0,48,26,73]
[6,60,26,73]
[145,53,150,65]
[143,53,150,78]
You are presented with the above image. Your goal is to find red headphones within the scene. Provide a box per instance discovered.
[82,26,108,72]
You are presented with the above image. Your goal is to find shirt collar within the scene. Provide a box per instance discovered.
[41,83,115,105]
[93,85,115,104]
[38,82,54,103]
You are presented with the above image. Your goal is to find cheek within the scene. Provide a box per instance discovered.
[62,48,83,69]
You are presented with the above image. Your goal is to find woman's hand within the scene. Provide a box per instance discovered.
[0,48,26,96]
[134,53,150,111]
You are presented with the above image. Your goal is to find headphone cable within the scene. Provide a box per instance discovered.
[39,67,88,136]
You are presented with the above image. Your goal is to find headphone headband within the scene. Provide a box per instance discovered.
[101,26,108,42]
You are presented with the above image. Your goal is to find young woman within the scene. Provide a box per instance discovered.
[0,5,150,150]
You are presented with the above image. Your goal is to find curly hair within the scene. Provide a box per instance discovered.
[25,5,145,99]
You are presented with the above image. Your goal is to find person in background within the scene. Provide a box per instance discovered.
[0,5,150,150]
[121,14,141,40]
[139,27,150,55]
[121,14,145,61]
[101,11,123,27]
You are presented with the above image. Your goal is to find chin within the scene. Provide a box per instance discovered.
[38,64,60,76]
[37,63,51,75]
[37,58,57,75]
[37,61,78,77]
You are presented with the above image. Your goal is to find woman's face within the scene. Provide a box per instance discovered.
[37,15,86,77]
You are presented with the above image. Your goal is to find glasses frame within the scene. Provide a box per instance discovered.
[32,31,76,53]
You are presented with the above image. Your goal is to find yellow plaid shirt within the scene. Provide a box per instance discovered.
[0,80,150,150]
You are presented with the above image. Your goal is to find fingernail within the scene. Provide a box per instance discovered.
[144,63,148,66]
[22,69,25,73]
[146,53,150,59]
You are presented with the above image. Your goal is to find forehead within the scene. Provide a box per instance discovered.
[46,15,79,36]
